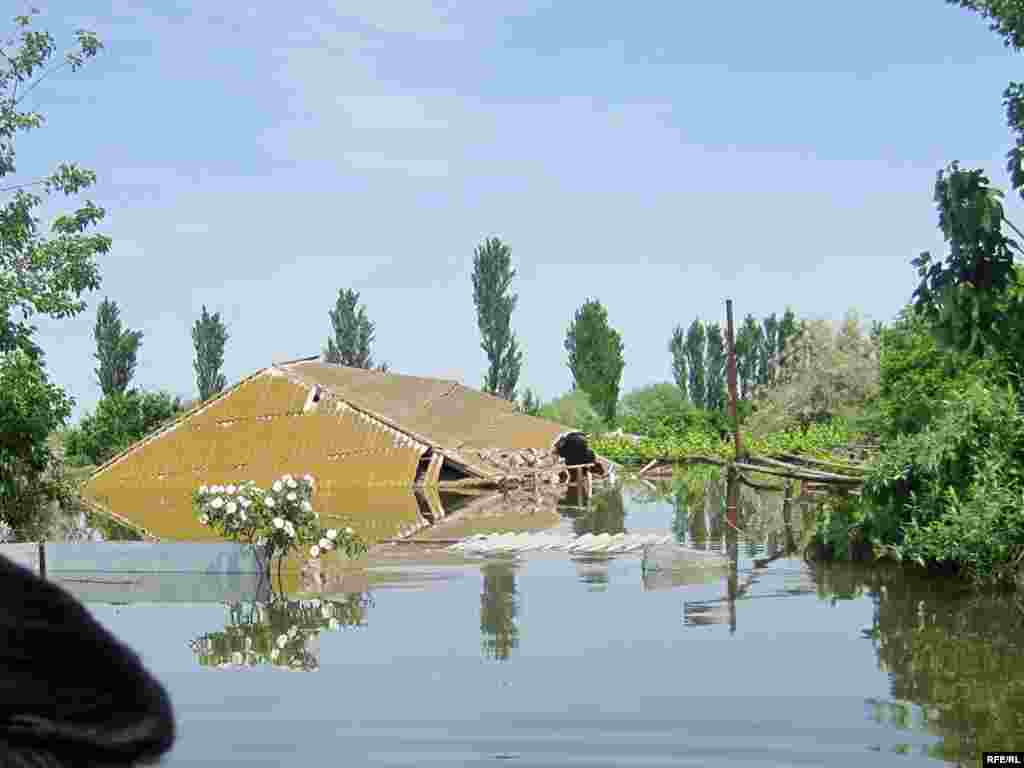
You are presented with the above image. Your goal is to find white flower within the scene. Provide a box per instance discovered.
[319,537,330,549]
[265,497,276,508]
[226,501,237,515]
[276,634,288,648]
[270,648,280,660]
[239,496,250,508]
[326,529,338,540]
[272,480,283,493]
[198,485,209,495]
[212,485,224,494]
[321,540,334,551]
[284,523,295,538]
[286,491,297,502]
[288,626,298,638]
[226,484,237,495]
[344,527,353,535]
[301,500,312,513]
[211,497,224,509]
[239,510,247,522]
[310,545,321,557]
[273,517,284,529]
[199,514,209,525]
[287,479,298,490]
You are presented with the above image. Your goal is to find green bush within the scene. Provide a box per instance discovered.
[0,350,76,536]
[538,390,606,434]
[857,379,1024,584]
[616,383,704,438]
[64,390,182,467]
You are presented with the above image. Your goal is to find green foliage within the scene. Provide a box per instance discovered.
[591,418,855,464]
[517,387,542,416]
[735,313,763,399]
[616,382,706,439]
[324,288,381,369]
[778,308,799,355]
[0,349,74,534]
[760,313,779,386]
[93,297,142,397]
[0,13,108,362]
[194,475,367,576]
[64,390,180,467]
[859,379,1024,584]
[704,322,726,411]
[874,306,996,438]
[748,312,879,436]
[667,325,688,400]
[538,389,605,433]
[471,237,522,400]
[564,298,625,424]
[684,319,706,409]
[911,163,1022,364]
[192,305,228,401]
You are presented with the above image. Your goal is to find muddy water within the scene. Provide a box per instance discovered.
[80,477,1023,767]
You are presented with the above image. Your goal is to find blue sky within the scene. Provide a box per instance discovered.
[16,1,1024,419]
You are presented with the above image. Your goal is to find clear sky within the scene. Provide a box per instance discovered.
[17,1,1024,419]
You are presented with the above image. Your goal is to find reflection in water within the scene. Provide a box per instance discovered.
[569,483,626,536]
[480,561,519,661]
[190,593,371,671]
[575,555,610,591]
[815,564,1024,763]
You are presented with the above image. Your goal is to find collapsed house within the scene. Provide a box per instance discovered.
[82,356,602,542]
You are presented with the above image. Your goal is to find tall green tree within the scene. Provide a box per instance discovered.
[471,237,522,400]
[778,308,799,360]
[704,322,726,411]
[760,312,779,386]
[1,12,107,362]
[93,297,142,397]
[0,13,105,534]
[668,324,688,401]
[735,313,763,399]
[684,319,706,410]
[565,298,625,425]
[192,305,229,402]
[324,288,379,369]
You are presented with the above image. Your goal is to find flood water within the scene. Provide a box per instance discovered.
[77,474,1024,766]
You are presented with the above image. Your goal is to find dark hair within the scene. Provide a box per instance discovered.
[0,553,175,766]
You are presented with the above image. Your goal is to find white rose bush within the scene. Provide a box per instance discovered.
[192,473,367,578]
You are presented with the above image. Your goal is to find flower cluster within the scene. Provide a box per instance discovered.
[192,473,367,568]
[189,595,370,671]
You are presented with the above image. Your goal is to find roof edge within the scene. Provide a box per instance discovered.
[85,366,275,484]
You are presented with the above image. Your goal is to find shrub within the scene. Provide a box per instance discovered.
[538,389,605,434]
[64,390,181,466]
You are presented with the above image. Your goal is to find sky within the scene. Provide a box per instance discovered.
[13,0,1024,419]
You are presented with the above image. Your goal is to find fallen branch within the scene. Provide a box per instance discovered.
[772,452,868,475]
[742,456,862,483]
[733,461,862,485]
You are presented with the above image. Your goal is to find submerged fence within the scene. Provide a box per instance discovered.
[0,542,268,604]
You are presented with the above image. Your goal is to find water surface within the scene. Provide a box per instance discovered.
[81,477,1024,766]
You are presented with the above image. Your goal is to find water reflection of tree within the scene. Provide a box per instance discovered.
[812,564,1024,762]
[190,593,371,671]
[572,484,626,536]
[480,561,519,661]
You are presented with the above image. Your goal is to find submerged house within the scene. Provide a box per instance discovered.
[83,356,598,542]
